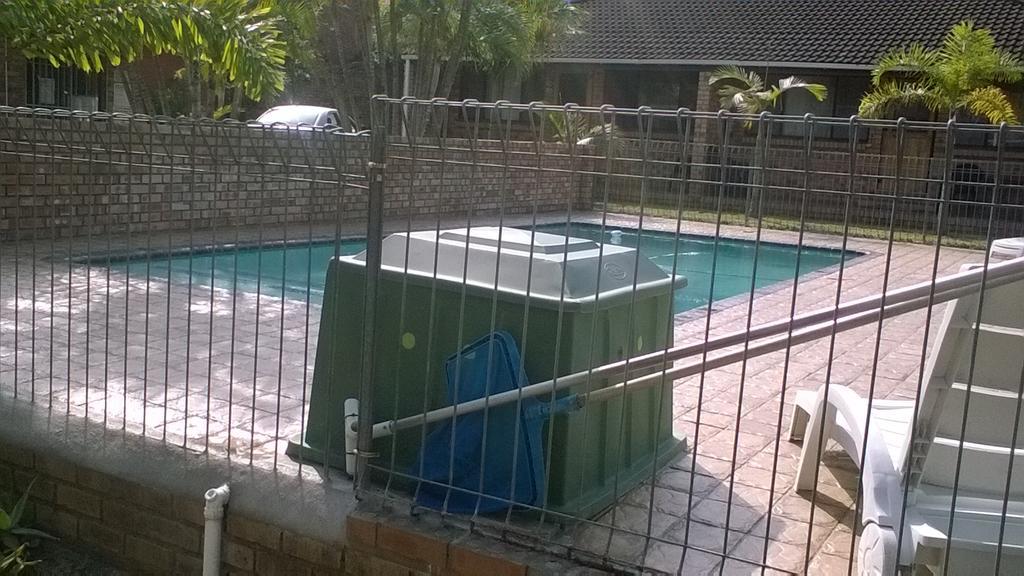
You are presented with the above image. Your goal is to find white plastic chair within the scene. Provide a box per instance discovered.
[789,265,1024,575]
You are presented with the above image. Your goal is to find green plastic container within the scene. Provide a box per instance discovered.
[287,227,686,518]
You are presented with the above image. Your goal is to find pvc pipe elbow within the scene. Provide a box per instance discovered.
[204,484,231,520]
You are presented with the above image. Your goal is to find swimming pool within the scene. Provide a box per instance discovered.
[118,223,857,314]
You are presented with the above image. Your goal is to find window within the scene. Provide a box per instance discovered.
[456,67,489,101]
[27,60,104,111]
[778,74,870,140]
[642,71,699,110]
[602,70,698,110]
[487,72,523,120]
[831,76,871,141]
[779,75,833,138]
[603,70,700,132]
[558,72,587,105]
[520,69,546,103]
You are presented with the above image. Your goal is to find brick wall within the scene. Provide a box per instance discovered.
[0,113,592,242]
[0,441,598,575]
[597,126,1024,238]
[344,512,603,576]
[0,442,344,574]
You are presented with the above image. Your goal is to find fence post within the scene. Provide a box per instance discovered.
[356,96,388,488]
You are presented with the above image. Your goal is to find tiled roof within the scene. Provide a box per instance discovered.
[549,0,1024,67]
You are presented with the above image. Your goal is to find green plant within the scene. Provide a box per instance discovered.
[546,111,622,156]
[1,545,33,575]
[709,65,828,121]
[0,0,288,110]
[330,0,581,129]
[859,21,1024,123]
[1,479,55,574]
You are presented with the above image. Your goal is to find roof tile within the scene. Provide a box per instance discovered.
[550,0,1024,66]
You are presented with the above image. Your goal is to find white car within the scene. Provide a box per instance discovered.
[255,105,343,128]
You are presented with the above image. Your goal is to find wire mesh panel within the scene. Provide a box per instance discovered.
[1,100,1024,575]
[347,99,1024,575]
[0,108,368,476]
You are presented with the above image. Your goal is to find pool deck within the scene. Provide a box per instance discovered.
[0,211,984,574]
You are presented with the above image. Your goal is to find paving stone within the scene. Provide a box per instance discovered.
[0,213,985,572]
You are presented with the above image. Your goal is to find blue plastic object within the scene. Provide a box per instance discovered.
[413,331,577,514]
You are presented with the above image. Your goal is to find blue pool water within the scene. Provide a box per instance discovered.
[119,224,856,314]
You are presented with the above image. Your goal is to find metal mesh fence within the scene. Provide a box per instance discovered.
[1,100,1023,575]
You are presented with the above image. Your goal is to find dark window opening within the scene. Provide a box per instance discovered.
[521,69,546,103]
[27,60,105,111]
[455,66,490,101]
[558,72,587,105]
[778,74,870,140]
[603,70,700,132]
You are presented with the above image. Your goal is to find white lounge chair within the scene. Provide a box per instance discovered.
[789,266,1024,575]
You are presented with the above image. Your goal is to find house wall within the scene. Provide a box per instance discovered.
[2,47,28,107]
[0,51,122,113]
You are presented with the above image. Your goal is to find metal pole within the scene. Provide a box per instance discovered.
[401,59,412,138]
[370,256,1024,440]
[356,96,388,487]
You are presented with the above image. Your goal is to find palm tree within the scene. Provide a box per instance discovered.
[0,0,288,113]
[708,66,827,223]
[709,65,828,120]
[326,0,580,130]
[859,22,1023,124]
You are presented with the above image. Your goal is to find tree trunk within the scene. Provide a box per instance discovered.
[388,0,402,130]
[321,0,373,129]
[185,61,201,117]
[230,85,243,120]
[436,0,474,101]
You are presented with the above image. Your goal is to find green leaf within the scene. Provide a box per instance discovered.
[10,478,34,528]
[776,77,828,101]
[0,508,11,532]
[962,85,1019,124]
[864,20,1023,123]
[708,65,763,91]
[10,527,57,541]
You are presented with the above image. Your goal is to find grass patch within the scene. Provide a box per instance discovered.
[604,203,990,250]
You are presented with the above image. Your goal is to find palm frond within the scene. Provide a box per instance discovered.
[992,51,1024,84]
[858,82,940,118]
[708,65,763,91]
[870,43,937,86]
[774,76,828,102]
[547,110,589,143]
[961,86,1019,124]
[939,21,996,63]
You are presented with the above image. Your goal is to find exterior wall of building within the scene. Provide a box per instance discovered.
[2,47,28,108]
[1,51,120,113]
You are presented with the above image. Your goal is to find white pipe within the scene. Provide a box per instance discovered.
[367,256,1024,439]
[203,484,230,576]
[344,398,360,478]
[583,284,991,405]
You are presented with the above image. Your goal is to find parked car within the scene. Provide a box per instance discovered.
[255,105,343,128]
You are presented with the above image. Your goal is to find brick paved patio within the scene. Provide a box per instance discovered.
[0,212,984,574]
